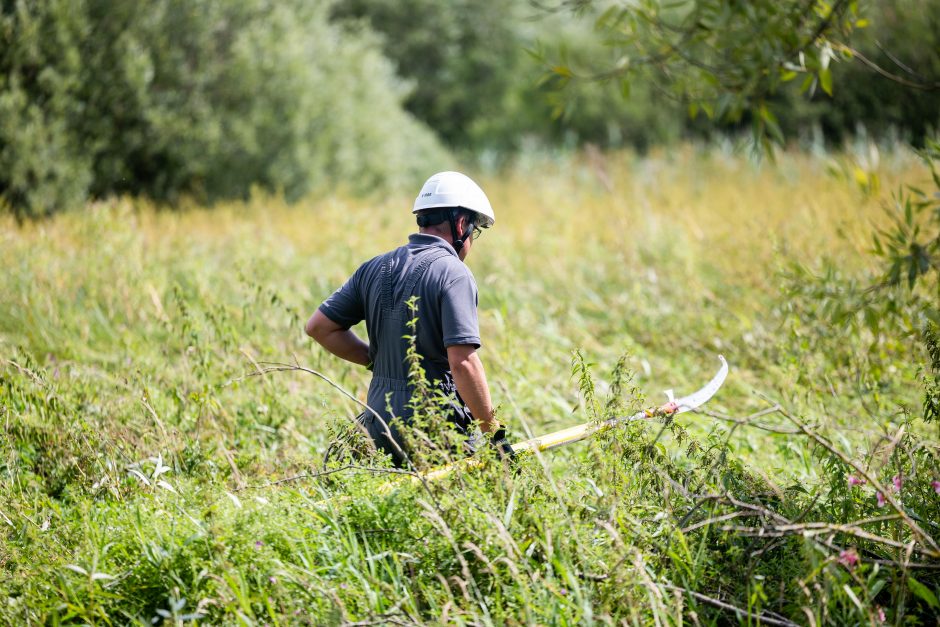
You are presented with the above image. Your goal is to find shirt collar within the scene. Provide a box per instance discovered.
[408,233,458,257]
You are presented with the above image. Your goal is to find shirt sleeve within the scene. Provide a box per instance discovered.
[440,269,481,348]
[318,268,365,329]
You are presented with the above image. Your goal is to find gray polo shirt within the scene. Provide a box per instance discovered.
[319,233,480,443]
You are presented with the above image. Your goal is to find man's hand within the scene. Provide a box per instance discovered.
[305,309,370,367]
[489,426,516,461]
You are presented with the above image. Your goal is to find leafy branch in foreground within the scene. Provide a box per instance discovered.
[925,325,940,425]
[538,0,863,147]
[871,139,940,304]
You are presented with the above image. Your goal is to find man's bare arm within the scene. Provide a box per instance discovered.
[447,344,497,433]
[305,309,370,367]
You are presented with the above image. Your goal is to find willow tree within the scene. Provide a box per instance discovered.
[548,0,940,416]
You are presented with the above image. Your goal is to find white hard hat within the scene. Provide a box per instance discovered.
[412,171,495,228]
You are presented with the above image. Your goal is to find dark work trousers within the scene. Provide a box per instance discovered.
[357,372,475,468]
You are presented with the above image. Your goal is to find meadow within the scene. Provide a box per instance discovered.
[2,144,939,624]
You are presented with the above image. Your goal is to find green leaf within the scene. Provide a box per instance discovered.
[819,68,833,96]
[800,73,816,94]
[596,6,620,30]
[759,104,779,126]
[759,104,784,143]
[908,577,939,609]
[524,46,544,62]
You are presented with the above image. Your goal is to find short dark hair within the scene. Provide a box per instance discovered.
[416,207,475,228]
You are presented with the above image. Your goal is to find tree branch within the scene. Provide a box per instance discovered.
[661,583,800,627]
[838,43,940,91]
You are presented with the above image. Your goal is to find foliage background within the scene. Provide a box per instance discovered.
[2,0,940,624]
[2,0,939,217]
[0,0,447,219]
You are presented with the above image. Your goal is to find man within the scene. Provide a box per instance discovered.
[305,171,513,468]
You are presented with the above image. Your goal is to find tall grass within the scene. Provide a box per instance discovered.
[2,144,938,624]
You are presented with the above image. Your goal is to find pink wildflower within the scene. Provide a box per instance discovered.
[255,540,264,549]
[876,606,886,623]
[931,480,940,495]
[268,576,277,584]
[847,475,865,487]
[876,491,886,507]
[892,474,903,492]
[837,549,859,570]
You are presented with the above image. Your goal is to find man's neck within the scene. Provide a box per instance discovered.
[418,228,453,245]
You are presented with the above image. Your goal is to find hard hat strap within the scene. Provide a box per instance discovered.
[417,207,473,252]
[447,208,474,253]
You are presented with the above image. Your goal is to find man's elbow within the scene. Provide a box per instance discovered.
[447,346,480,375]
[305,311,329,341]
[304,316,318,339]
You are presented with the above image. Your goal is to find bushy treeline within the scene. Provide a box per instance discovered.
[2,0,938,218]
[335,0,940,150]
[0,0,446,219]
[332,0,692,151]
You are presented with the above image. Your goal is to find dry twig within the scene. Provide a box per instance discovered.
[763,393,940,558]
[660,583,800,627]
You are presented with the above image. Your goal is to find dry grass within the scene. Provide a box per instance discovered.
[1,144,937,625]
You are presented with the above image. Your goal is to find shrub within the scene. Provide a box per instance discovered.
[0,0,447,219]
